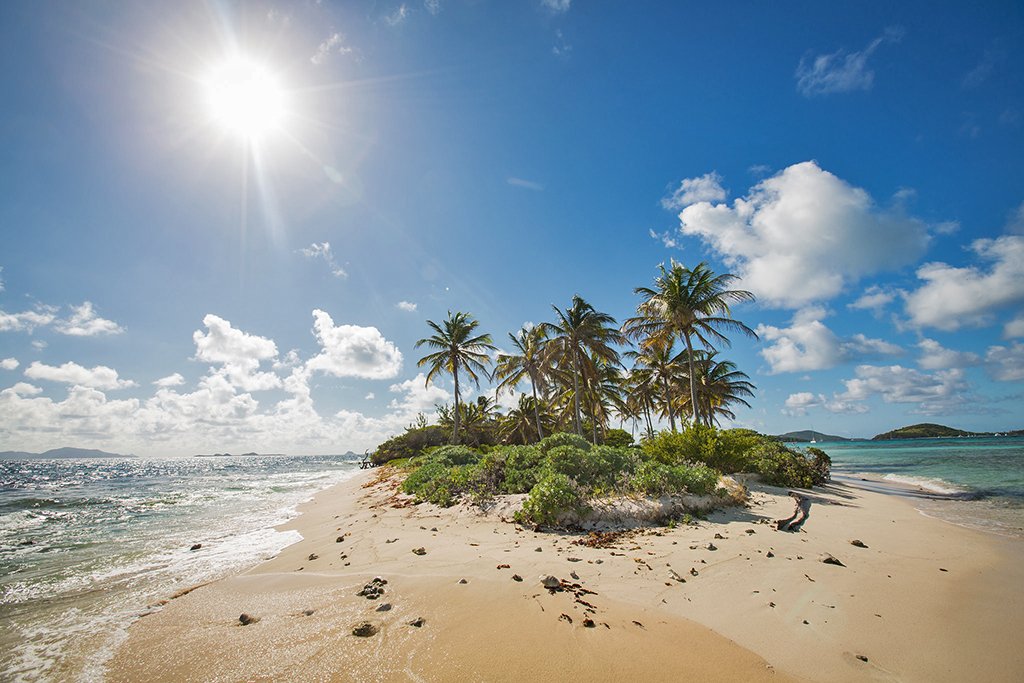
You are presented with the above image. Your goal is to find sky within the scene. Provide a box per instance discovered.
[1,0,1022,456]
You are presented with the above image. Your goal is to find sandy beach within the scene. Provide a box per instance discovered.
[107,468,1024,682]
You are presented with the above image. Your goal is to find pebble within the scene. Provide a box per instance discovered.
[376,603,392,612]
[458,578,468,584]
[512,574,523,582]
[239,613,260,625]
[352,622,378,637]
[409,617,426,627]
[850,539,867,548]
[190,543,202,551]
[412,547,427,556]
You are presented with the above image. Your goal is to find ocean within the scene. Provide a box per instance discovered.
[817,436,1024,539]
[0,454,360,682]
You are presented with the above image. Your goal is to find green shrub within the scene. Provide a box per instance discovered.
[630,461,720,496]
[603,428,634,448]
[716,428,764,472]
[806,447,832,485]
[748,442,816,488]
[372,425,448,464]
[544,445,593,483]
[501,444,546,494]
[641,424,720,467]
[538,432,591,454]
[427,444,481,466]
[589,445,639,491]
[515,473,588,526]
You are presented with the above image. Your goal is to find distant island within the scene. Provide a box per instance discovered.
[872,423,1024,441]
[195,452,283,458]
[0,447,135,459]
[775,430,854,443]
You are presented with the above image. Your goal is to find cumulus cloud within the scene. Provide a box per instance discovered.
[985,342,1024,381]
[1004,316,1024,339]
[673,162,930,308]
[916,339,981,370]
[649,229,679,249]
[1,358,18,370]
[542,0,571,13]
[902,235,1024,331]
[757,307,902,374]
[795,27,904,97]
[193,315,282,391]
[364,392,375,400]
[24,361,137,390]
[311,32,353,65]
[306,309,403,380]
[782,391,867,417]
[839,364,970,415]
[848,285,896,315]
[0,306,58,333]
[153,373,185,387]
[396,301,418,312]
[299,242,347,278]
[388,373,451,413]
[54,301,124,336]
[1006,201,1024,234]
[662,172,726,210]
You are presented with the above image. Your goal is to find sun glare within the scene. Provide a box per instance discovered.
[203,57,286,140]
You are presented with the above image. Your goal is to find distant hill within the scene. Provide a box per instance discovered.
[775,430,853,443]
[872,423,973,440]
[0,446,135,459]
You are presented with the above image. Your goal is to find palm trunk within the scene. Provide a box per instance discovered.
[452,361,460,444]
[684,333,699,426]
[661,375,676,431]
[529,370,544,441]
[572,351,583,436]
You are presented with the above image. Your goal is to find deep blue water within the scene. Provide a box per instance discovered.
[0,454,359,682]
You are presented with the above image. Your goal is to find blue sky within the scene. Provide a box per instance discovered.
[1,0,1022,455]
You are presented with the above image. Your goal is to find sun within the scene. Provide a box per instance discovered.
[203,57,286,141]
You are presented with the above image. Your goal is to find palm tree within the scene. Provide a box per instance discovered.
[624,261,756,426]
[495,325,549,440]
[624,340,685,432]
[416,311,497,443]
[499,394,556,444]
[686,351,755,426]
[541,296,624,436]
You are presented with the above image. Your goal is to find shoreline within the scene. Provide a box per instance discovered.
[107,467,1024,682]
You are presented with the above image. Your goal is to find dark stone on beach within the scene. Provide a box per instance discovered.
[512,574,523,582]
[412,547,427,555]
[939,567,948,572]
[336,535,345,543]
[669,569,686,583]
[745,529,756,534]
[430,527,438,532]
[20,539,36,546]
[497,563,511,569]
[458,578,468,584]
[705,543,717,551]
[690,568,699,576]
[570,571,579,580]
[239,613,260,625]
[409,617,426,627]
[308,553,318,561]
[850,539,868,548]
[714,533,725,540]
[820,553,845,567]
[352,622,378,637]
[190,543,202,551]
[856,655,869,662]
[376,603,392,612]
[768,602,775,608]
[559,613,573,624]
[803,619,809,625]
[567,557,582,562]
[535,547,543,552]
[583,618,596,628]
[357,577,387,600]
[303,609,315,616]
[542,575,560,589]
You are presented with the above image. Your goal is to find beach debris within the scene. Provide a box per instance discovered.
[856,655,869,662]
[357,578,387,600]
[541,575,561,590]
[705,543,717,551]
[850,539,867,548]
[768,602,775,608]
[819,553,846,567]
[714,533,725,540]
[303,609,315,616]
[804,574,816,582]
[570,571,579,580]
[336,535,345,543]
[594,559,603,564]
[376,603,392,612]
[559,613,573,624]
[352,622,379,637]
[512,574,523,582]
[535,547,543,552]
[497,563,511,569]
[238,613,260,625]
[745,529,756,534]
[572,530,627,548]
[409,617,426,627]
[190,543,202,551]
[669,569,686,583]
[690,568,699,576]
[939,567,948,572]
[632,620,644,628]
[802,620,809,625]
[458,578,468,584]
[582,618,596,628]
[412,547,427,555]
[567,557,582,562]
[308,553,319,561]
[776,492,811,532]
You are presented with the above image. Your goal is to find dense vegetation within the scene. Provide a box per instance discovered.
[872,423,974,440]
[395,426,831,526]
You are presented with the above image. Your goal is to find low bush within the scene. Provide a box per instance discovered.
[501,444,546,494]
[630,461,719,496]
[515,473,588,525]
[748,442,817,488]
[372,425,449,465]
[602,428,634,448]
[538,432,591,454]
[427,444,481,466]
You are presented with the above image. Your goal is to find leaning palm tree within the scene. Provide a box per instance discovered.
[623,261,756,426]
[624,339,685,432]
[416,311,497,443]
[495,325,550,440]
[541,296,624,436]
[686,351,756,426]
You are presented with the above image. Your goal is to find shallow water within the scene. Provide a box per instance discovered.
[0,454,359,682]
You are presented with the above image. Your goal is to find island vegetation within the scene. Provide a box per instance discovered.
[373,261,832,526]
[871,423,1024,440]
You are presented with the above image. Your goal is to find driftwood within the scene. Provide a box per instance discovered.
[776,492,811,532]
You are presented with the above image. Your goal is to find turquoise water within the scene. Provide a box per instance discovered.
[807,436,1024,538]
[0,455,359,682]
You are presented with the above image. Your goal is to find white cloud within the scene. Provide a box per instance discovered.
[649,229,679,249]
[674,161,930,308]
[1,358,18,370]
[662,172,726,210]
[0,306,57,333]
[31,340,46,351]
[1004,316,1024,339]
[542,0,571,13]
[299,242,347,279]
[507,177,544,191]
[193,314,282,391]
[795,26,904,97]
[782,391,867,417]
[757,307,901,374]
[902,235,1024,331]
[364,392,375,400]
[306,309,403,380]
[396,301,418,313]
[985,342,1024,381]
[385,4,410,25]
[24,361,137,390]
[838,364,970,415]
[848,285,896,315]
[153,373,185,387]
[0,266,4,292]
[552,29,571,57]
[1006,201,1024,234]
[311,32,353,65]
[916,339,980,370]
[388,373,451,413]
[54,301,124,336]
[424,0,440,15]
[8,382,41,396]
